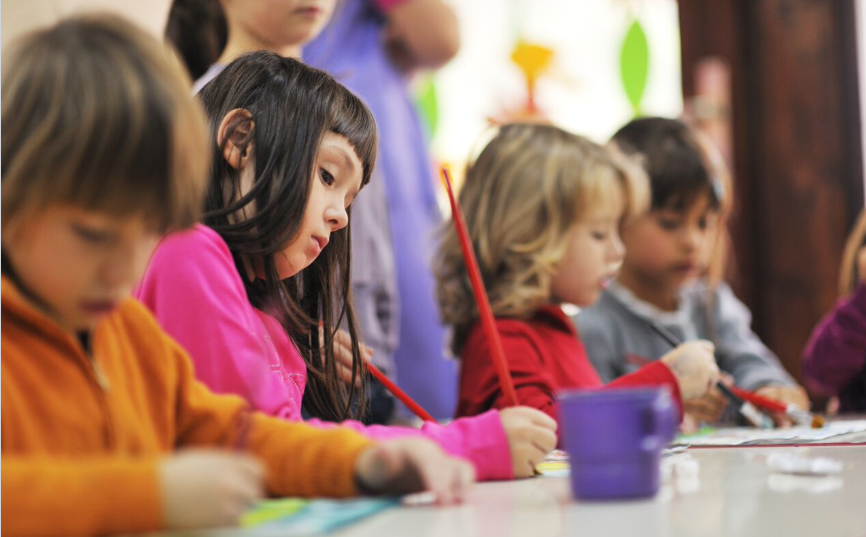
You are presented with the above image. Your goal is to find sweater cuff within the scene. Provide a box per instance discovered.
[421,410,513,481]
[80,459,163,534]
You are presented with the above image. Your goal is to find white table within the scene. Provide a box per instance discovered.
[333,445,866,537]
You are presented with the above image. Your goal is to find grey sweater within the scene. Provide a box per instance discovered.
[574,280,796,391]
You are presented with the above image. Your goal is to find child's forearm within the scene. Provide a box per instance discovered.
[1,457,161,537]
[248,413,376,498]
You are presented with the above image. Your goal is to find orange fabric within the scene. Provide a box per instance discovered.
[1,277,375,537]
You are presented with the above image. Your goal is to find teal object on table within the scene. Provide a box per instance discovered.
[240,497,399,535]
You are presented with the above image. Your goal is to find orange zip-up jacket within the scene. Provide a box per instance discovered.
[1,277,375,537]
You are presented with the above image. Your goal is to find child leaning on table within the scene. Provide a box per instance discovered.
[0,15,472,537]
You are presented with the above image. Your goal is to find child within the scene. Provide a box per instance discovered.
[435,123,719,426]
[1,16,473,536]
[183,0,337,92]
[802,209,866,412]
[576,117,807,427]
[135,51,557,480]
[169,0,401,424]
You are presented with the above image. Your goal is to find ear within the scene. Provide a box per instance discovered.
[217,108,255,170]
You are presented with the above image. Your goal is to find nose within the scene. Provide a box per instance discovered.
[608,231,626,264]
[682,225,704,252]
[325,202,349,231]
[100,239,154,292]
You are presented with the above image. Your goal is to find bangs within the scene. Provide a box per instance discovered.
[329,91,378,187]
[1,15,209,232]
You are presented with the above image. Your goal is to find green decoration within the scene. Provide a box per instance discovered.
[414,76,439,140]
[620,19,650,115]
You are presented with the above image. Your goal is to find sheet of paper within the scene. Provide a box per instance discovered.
[674,419,866,446]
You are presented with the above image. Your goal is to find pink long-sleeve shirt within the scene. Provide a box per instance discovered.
[134,225,512,480]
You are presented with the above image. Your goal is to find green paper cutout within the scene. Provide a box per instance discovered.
[620,19,650,115]
[415,76,439,140]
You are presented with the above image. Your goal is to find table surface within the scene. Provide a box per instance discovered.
[330,445,865,537]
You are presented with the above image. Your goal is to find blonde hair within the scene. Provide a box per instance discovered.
[1,14,209,232]
[840,209,866,296]
[435,123,649,354]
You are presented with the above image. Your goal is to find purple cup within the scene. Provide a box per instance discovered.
[557,387,677,500]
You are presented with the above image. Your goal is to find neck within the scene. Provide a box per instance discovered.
[616,268,680,312]
[218,26,302,64]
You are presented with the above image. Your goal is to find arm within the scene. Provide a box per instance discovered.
[1,457,161,537]
[377,0,460,70]
[135,229,304,421]
[802,284,866,397]
[607,361,685,420]
[306,410,513,481]
[162,326,376,498]
[710,283,797,390]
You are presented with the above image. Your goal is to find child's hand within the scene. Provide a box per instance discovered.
[354,438,475,504]
[683,385,728,425]
[319,327,373,385]
[660,340,720,400]
[755,384,810,427]
[159,450,264,530]
[499,407,558,478]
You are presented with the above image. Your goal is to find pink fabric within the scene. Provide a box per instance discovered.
[135,225,512,480]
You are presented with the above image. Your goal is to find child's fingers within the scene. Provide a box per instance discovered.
[532,428,558,455]
[522,408,558,430]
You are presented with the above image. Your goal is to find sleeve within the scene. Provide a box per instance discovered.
[1,457,162,537]
[166,332,376,498]
[305,410,513,481]
[135,230,303,421]
[606,361,684,421]
[463,328,559,422]
[802,284,866,397]
[574,307,625,383]
[710,283,797,390]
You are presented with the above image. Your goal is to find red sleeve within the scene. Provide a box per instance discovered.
[606,361,684,421]
[458,327,558,422]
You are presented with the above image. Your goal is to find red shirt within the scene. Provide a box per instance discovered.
[455,305,683,422]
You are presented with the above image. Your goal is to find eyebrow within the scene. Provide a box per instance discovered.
[327,145,358,174]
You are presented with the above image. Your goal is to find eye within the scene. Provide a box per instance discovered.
[320,168,336,186]
[698,217,708,230]
[72,224,114,245]
[592,230,608,241]
[657,217,680,231]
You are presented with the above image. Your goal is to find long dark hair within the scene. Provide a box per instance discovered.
[198,51,377,420]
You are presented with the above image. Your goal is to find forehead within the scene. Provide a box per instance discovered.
[658,191,716,216]
[319,133,361,165]
[580,180,624,220]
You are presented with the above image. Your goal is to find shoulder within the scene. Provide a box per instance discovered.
[575,290,630,333]
[148,225,233,272]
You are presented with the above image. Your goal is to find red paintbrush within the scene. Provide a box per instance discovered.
[726,384,825,428]
[367,362,436,422]
[440,166,519,407]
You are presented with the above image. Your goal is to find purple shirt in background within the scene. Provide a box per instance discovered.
[305,0,457,419]
[802,284,866,412]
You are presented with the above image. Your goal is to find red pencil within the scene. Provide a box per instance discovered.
[440,166,519,407]
[367,363,436,422]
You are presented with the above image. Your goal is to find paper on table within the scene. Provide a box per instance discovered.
[674,419,866,446]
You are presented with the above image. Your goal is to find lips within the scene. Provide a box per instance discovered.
[80,300,119,316]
